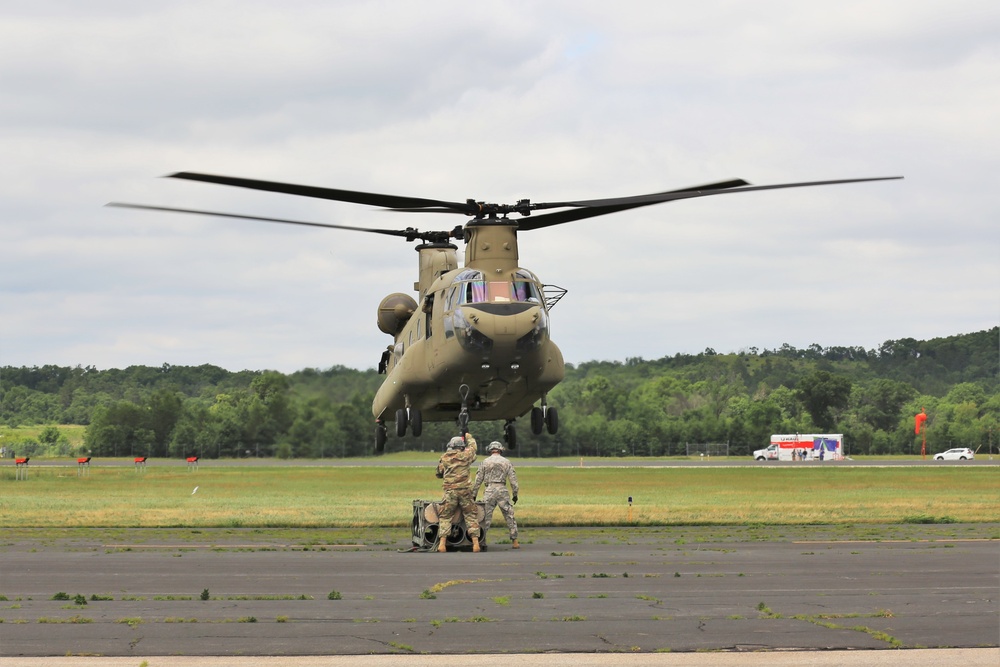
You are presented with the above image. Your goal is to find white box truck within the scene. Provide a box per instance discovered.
[754,434,844,461]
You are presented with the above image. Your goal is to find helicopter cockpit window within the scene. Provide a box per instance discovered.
[512,280,541,302]
[460,280,506,304]
[513,270,542,303]
[452,270,541,305]
[467,280,488,304]
[451,270,486,305]
[487,281,512,302]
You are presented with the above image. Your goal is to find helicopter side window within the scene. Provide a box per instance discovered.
[423,292,435,338]
[443,310,454,338]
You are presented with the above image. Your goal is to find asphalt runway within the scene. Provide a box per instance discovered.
[1,524,996,664]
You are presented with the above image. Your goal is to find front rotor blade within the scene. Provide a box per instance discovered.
[538,177,899,209]
[519,176,902,231]
[106,203,431,239]
[169,172,475,213]
[530,178,751,212]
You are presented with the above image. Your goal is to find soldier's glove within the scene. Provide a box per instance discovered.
[512,495,518,504]
[435,470,444,479]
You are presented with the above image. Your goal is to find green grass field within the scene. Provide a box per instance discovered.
[2,463,996,527]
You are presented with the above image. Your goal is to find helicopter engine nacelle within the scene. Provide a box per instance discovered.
[377,293,418,336]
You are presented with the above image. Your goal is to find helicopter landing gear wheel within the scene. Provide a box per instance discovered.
[530,407,544,435]
[545,406,559,435]
[375,421,387,454]
[504,421,517,450]
[395,408,408,437]
[410,408,423,437]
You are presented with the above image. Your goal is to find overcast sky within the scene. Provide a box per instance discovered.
[2,0,998,374]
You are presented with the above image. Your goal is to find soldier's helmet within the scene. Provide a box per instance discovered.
[446,436,466,451]
[487,441,504,453]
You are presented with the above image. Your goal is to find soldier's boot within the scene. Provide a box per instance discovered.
[437,536,447,553]
[511,538,520,550]
[471,534,481,553]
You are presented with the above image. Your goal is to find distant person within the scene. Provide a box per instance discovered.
[378,346,392,374]
[434,432,481,553]
[472,441,520,549]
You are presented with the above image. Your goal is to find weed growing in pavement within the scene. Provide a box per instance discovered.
[389,642,415,652]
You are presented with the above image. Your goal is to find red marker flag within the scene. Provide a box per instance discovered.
[914,411,927,434]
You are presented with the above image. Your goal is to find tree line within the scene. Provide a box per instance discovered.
[1,328,997,458]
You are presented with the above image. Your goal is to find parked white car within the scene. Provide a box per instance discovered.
[933,448,974,461]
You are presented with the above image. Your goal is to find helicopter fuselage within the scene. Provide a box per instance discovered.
[373,219,564,426]
[375,284,564,423]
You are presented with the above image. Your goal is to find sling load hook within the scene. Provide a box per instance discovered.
[458,384,470,434]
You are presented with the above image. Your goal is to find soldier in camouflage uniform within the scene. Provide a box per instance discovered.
[434,432,480,553]
[472,441,520,549]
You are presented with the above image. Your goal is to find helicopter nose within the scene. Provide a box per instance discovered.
[462,303,548,352]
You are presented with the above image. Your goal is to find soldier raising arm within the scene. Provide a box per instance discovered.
[434,432,481,553]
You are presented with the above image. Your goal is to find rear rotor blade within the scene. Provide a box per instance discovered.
[105,203,454,241]
[169,172,476,214]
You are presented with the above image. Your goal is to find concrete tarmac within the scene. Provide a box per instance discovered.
[0,524,996,664]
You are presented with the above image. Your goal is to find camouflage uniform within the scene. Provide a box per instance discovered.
[435,434,479,543]
[472,450,519,541]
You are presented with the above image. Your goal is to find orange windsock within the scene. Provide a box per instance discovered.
[914,411,927,434]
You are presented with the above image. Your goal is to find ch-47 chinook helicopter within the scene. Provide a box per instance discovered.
[110,172,901,453]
